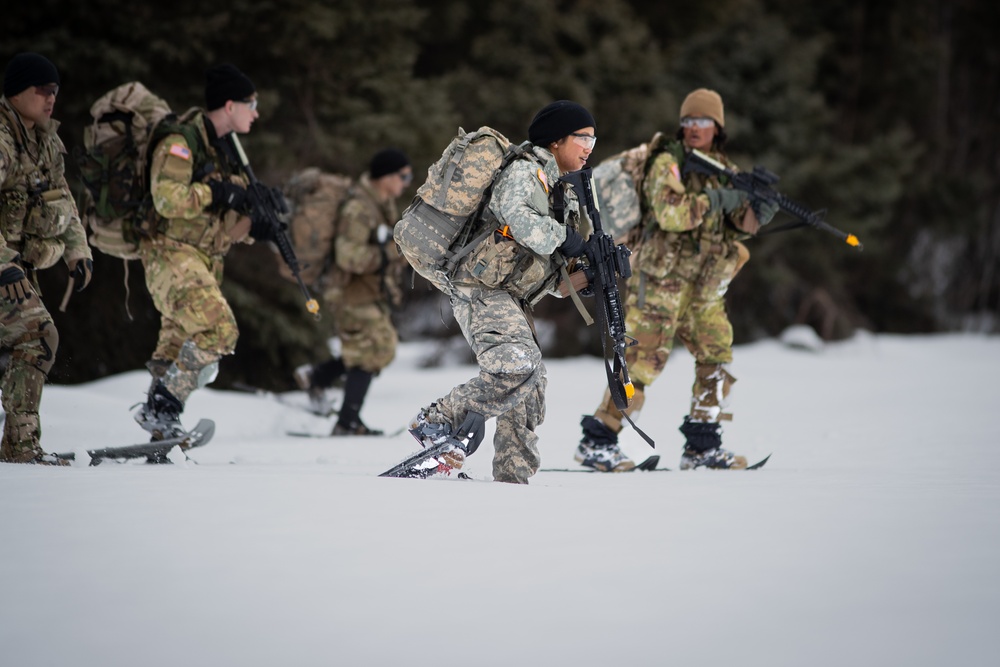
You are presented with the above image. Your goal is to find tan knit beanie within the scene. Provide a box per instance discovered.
[679,88,725,128]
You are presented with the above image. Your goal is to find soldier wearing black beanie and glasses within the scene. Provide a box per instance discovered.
[132,63,266,445]
[0,53,93,464]
[403,100,597,483]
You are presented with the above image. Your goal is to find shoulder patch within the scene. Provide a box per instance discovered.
[670,162,681,182]
[168,144,191,160]
[536,168,549,194]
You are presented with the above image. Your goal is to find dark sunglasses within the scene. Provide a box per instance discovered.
[34,84,59,98]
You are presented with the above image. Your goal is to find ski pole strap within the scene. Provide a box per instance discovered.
[559,263,594,326]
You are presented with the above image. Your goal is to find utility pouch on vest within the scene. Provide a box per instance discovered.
[26,189,74,238]
[466,229,546,298]
[1,189,28,240]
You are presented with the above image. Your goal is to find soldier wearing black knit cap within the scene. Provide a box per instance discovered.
[0,53,93,464]
[132,63,266,445]
[402,100,598,483]
[292,147,414,436]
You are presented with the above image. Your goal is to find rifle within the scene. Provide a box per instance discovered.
[683,149,863,250]
[560,168,655,448]
[225,133,321,319]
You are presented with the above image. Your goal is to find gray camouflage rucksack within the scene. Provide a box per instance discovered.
[393,126,531,294]
[592,131,670,241]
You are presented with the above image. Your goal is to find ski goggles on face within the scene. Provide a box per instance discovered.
[33,84,59,98]
[571,132,597,149]
[239,97,258,111]
[680,117,715,129]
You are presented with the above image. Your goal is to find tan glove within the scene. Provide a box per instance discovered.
[0,265,34,304]
[557,267,593,298]
[227,215,252,242]
[68,258,94,291]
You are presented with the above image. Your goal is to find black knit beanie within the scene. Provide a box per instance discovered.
[369,148,410,179]
[3,52,60,98]
[528,100,596,148]
[204,64,256,111]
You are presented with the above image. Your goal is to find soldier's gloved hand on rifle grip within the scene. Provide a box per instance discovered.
[752,198,780,226]
[68,258,93,292]
[248,208,275,242]
[0,264,33,304]
[559,227,587,258]
[208,179,248,212]
[704,187,748,215]
[454,410,486,455]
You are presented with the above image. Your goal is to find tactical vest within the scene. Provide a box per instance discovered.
[0,100,78,269]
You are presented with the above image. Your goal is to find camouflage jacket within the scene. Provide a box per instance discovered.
[329,174,402,307]
[636,140,751,279]
[0,97,91,270]
[456,144,582,304]
[146,110,250,258]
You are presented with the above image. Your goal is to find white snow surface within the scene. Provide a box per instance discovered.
[2,333,998,666]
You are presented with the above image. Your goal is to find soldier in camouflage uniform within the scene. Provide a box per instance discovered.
[576,88,778,471]
[294,149,413,435]
[409,101,595,483]
[134,64,273,440]
[0,53,93,464]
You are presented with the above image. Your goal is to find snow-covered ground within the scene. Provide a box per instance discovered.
[2,331,998,666]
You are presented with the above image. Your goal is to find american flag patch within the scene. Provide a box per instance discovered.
[168,144,191,160]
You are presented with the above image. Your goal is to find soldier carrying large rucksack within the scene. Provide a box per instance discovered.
[386,100,599,484]
[286,149,414,436]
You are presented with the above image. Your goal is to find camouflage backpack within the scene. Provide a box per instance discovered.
[592,131,672,241]
[75,82,198,260]
[393,126,531,294]
[277,168,354,287]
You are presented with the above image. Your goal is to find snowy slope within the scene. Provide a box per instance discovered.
[1,333,998,667]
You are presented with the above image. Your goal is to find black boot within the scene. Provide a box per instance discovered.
[311,357,347,389]
[134,382,186,460]
[575,415,635,471]
[677,417,746,470]
[331,368,382,436]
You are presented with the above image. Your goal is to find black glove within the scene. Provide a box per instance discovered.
[248,209,275,242]
[208,180,248,212]
[752,198,780,226]
[0,265,33,304]
[69,258,93,292]
[454,410,486,455]
[559,227,587,258]
[704,187,748,215]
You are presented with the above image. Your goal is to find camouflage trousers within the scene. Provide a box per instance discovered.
[329,300,397,374]
[431,286,545,484]
[0,283,59,461]
[594,251,739,433]
[141,239,237,376]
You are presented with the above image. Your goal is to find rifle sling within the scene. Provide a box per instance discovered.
[757,219,809,236]
[592,271,655,448]
[559,263,594,326]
